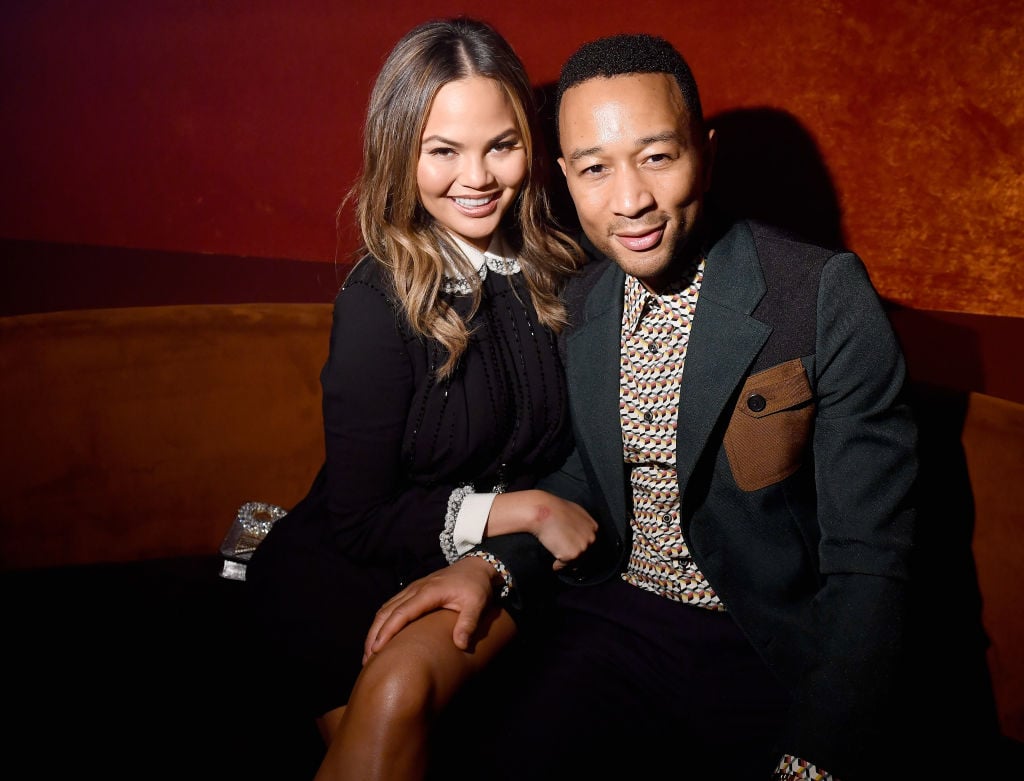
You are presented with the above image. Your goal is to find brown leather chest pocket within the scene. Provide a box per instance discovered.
[724,358,814,492]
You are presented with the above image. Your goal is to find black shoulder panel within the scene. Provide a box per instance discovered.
[748,221,835,373]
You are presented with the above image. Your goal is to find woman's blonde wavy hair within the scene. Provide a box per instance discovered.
[342,17,582,378]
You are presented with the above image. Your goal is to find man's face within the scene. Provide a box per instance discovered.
[557,73,714,292]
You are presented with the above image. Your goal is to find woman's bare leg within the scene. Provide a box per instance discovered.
[313,605,516,781]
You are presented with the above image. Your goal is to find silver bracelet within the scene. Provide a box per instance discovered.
[441,484,474,564]
[463,550,513,598]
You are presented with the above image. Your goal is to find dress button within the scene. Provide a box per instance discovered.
[647,341,658,354]
[746,393,767,412]
[643,411,654,423]
[662,513,672,524]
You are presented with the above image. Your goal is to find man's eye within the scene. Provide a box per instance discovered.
[582,164,605,175]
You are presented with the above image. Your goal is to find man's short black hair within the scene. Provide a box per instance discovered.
[555,33,704,135]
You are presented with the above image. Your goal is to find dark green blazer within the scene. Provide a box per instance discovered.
[482,219,919,777]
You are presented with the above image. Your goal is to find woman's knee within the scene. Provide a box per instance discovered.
[352,645,440,723]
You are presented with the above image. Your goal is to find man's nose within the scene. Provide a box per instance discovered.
[611,167,655,217]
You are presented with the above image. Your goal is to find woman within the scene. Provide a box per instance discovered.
[245,17,596,780]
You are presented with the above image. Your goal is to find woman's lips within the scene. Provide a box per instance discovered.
[614,226,665,252]
[451,193,500,217]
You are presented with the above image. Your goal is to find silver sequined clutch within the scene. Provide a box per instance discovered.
[218,500,287,580]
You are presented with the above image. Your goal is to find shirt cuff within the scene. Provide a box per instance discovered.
[453,492,497,556]
[462,549,513,598]
[441,486,498,564]
[773,755,836,780]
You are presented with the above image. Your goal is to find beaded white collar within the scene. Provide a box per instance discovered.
[442,232,521,294]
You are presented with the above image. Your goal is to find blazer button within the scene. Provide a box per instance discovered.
[746,393,767,412]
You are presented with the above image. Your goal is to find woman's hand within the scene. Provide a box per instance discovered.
[487,490,597,570]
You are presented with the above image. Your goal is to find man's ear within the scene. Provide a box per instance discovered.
[702,127,717,192]
[557,157,568,178]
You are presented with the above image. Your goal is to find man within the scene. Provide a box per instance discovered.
[370,33,918,780]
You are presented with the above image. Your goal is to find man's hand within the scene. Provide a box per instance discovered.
[363,555,501,662]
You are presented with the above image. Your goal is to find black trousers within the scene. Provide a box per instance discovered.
[431,577,790,781]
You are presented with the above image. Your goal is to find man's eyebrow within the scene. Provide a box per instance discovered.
[567,130,682,162]
[568,144,602,162]
[638,130,681,146]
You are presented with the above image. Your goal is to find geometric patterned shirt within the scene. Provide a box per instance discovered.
[618,267,837,780]
[618,261,724,611]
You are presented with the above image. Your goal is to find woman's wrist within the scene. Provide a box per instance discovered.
[489,490,546,537]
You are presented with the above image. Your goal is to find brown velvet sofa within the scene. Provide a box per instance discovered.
[2,299,1022,776]
[1,302,331,569]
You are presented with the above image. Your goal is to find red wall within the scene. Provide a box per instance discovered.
[2,0,1022,317]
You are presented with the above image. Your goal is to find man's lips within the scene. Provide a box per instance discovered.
[614,226,665,252]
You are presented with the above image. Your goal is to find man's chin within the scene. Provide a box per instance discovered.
[611,250,672,281]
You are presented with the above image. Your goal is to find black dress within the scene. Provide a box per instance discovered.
[245,254,572,718]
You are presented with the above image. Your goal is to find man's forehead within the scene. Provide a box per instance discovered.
[560,73,687,119]
[558,73,690,148]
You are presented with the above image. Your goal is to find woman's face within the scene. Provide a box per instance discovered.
[416,76,528,252]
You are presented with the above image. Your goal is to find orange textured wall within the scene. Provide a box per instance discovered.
[1,0,1021,316]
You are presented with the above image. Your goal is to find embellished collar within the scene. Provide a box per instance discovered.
[442,232,521,295]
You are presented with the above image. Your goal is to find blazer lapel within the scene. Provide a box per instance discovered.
[675,222,772,496]
[564,221,771,523]
[564,261,628,525]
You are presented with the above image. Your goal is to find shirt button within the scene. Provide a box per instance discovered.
[643,411,654,423]
[747,393,767,412]
[662,513,672,524]
[647,341,658,354]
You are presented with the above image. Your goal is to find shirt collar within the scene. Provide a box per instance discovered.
[446,232,514,274]
[621,258,706,336]
[622,274,652,335]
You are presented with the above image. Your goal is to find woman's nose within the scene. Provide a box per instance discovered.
[459,156,494,190]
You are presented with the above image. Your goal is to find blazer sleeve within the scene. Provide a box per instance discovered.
[477,445,601,611]
[316,279,455,572]
[784,251,918,774]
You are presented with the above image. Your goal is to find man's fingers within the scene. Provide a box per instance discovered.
[364,590,420,659]
[452,601,484,650]
[369,600,422,654]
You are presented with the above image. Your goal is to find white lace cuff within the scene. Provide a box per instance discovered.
[440,481,506,564]
[441,485,474,564]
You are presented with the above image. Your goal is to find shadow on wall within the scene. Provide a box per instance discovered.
[707,106,845,249]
